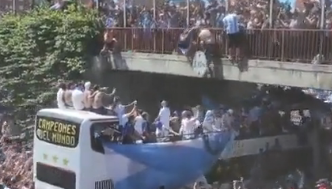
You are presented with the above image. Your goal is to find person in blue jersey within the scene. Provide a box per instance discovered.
[140,8,153,40]
[122,115,137,144]
[222,10,241,62]
[141,112,156,143]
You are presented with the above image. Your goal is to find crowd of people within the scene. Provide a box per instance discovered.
[93,0,332,63]
[0,123,33,189]
[97,0,329,29]
[0,80,328,188]
[57,81,314,143]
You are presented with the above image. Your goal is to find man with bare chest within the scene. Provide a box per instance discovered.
[90,85,116,115]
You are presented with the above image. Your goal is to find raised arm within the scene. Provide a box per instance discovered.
[123,100,137,108]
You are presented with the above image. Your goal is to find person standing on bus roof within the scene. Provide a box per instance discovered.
[122,106,142,144]
[113,97,137,126]
[57,82,66,109]
[83,81,92,111]
[134,109,144,136]
[179,110,199,139]
[64,82,75,108]
[154,100,171,137]
[142,112,156,143]
[90,85,116,115]
[72,83,84,111]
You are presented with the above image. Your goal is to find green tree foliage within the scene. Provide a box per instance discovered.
[0,5,104,118]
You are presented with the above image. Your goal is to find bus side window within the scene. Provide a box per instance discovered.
[90,126,105,154]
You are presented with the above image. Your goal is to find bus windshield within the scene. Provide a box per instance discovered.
[36,162,76,189]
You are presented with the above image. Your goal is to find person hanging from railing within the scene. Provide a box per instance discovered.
[101,29,117,54]
[178,27,199,61]
[198,28,215,62]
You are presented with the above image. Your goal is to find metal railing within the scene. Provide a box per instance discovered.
[111,27,332,63]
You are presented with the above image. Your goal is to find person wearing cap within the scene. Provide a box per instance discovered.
[83,81,92,111]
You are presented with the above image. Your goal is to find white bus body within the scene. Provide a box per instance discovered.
[33,108,232,189]
[33,108,119,189]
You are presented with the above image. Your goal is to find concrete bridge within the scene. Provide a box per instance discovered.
[108,52,332,90]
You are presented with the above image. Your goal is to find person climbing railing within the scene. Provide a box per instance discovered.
[110,27,332,64]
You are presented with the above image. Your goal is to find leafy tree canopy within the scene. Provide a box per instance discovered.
[0,5,104,119]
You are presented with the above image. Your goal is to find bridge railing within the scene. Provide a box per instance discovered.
[111,27,332,63]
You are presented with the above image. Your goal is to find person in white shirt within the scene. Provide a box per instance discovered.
[72,84,85,110]
[202,110,214,132]
[155,100,171,137]
[83,81,92,110]
[56,83,66,109]
[113,96,137,126]
[179,110,199,139]
[134,109,144,135]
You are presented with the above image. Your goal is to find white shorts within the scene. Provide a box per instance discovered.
[156,127,169,137]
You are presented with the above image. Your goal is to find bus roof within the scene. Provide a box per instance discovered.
[37,108,118,123]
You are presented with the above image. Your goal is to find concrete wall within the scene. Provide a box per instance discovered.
[104,52,332,90]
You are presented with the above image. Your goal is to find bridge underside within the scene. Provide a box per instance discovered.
[100,53,332,90]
